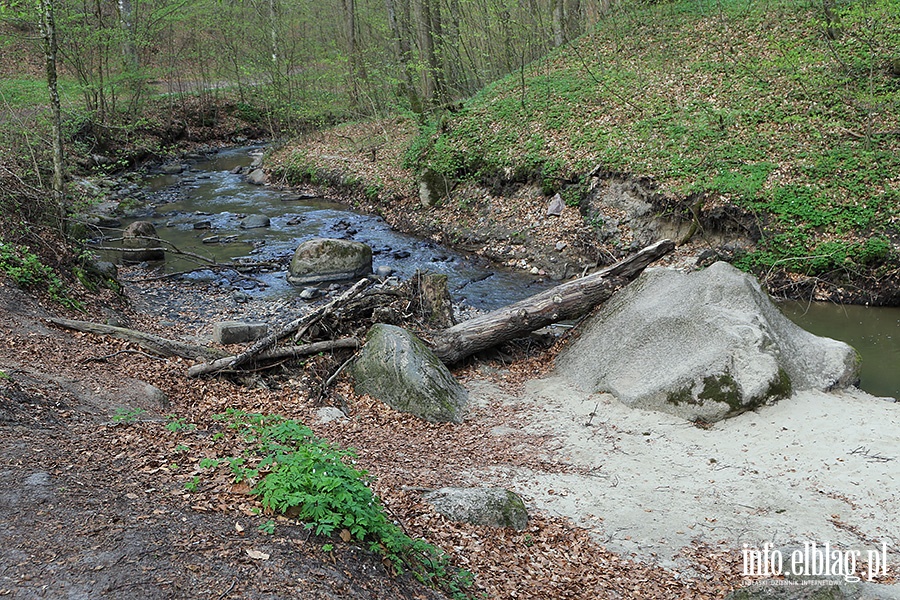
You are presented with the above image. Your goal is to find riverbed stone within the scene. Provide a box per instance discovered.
[350,324,468,423]
[287,238,372,285]
[556,262,860,422]
[246,168,267,185]
[122,221,165,263]
[240,214,271,229]
[213,321,268,345]
[160,163,184,174]
[424,487,528,530]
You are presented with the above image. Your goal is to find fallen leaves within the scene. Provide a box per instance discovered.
[245,549,270,561]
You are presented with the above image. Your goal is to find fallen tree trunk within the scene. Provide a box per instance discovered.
[428,239,675,364]
[48,318,228,361]
[186,338,360,377]
[193,278,371,377]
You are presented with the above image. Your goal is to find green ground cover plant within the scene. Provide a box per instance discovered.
[407,0,899,278]
[195,409,473,598]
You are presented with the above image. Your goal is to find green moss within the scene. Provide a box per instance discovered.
[667,384,698,407]
[697,373,742,412]
[667,368,792,417]
[758,367,792,404]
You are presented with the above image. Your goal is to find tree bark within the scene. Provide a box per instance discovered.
[427,239,675,364]
[186,338,360,378]
[48,318,228,361]
[211,278,370,374]
[37,0,66,232]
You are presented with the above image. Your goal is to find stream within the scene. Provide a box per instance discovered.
[114,146,550,311]
[103,146,899,400]
[779,300,900,399]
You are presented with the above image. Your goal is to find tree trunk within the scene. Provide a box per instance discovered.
[48,318,228,361]
[427,239,675,364]
[552,0,566,47]
[186,338,360,378]
[37,0,66,232]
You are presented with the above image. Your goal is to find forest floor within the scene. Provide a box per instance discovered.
[0,269,756,599]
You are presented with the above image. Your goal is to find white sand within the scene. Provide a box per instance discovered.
[470,378,900,572]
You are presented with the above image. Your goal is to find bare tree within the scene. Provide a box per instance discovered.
[36,0,66,232]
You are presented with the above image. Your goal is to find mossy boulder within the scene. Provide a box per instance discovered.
[287,238,372,285]
[424,487,528,530]
[122,221,165,263]
[556,262,859,422]
[350,324,468,423]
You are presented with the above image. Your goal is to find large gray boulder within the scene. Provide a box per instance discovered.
[287,238,372,285]
[424,487,529,530]
[556,262,859,422]
[122,221,165,263]
[350,324,468,423]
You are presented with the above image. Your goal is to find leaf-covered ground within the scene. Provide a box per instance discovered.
[0,272,751,599]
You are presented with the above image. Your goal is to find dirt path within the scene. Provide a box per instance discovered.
[0,280,442,599]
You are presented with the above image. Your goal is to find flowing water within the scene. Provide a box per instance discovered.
[114,146,551,310]
[106,147,899,399]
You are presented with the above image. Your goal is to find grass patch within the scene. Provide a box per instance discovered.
[408,0,899,278]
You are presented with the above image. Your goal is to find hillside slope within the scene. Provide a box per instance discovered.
[275,0,900,304]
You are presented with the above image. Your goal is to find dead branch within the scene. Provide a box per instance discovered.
[189,278,371,377]
[186,338,360,378]
[48,318,228,361]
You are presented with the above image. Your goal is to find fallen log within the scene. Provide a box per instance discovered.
[186,338,360,377]
[427,239,675,364]
[48,318,228,361]
[193,278,371,377]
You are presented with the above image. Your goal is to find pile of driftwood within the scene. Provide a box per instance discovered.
[50,239,674,383]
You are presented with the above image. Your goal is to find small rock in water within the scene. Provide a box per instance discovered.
[194,220,212,230]
[393,250,411,260]
[229,166,243,175]
[240,214,271,229]
[375,265,394,278]
[160,163,184,175]
[201,236,220,244]
[246,169,267,185]
[299,287,319,300]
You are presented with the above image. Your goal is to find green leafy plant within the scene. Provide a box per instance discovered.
[165,415,197,432]
[258,519,276,535]
[203,409,472,596]
[112,406,146,423]
[0,241,80,309]
[184,476,200,492]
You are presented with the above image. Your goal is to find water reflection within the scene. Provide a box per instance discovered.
[779,300,900,399]
[117,147,550,310]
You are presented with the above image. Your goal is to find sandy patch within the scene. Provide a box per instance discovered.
[468,377,899,573]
